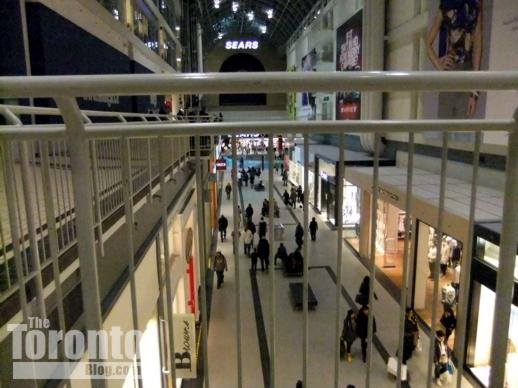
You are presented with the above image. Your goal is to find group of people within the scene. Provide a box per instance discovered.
[282,184,305,208]
[238,166,261,188]
[261,198,280,218]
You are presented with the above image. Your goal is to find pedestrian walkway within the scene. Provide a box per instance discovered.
[207,164,473,387]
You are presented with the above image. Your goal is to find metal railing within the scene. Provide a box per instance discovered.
[0,71,517,388]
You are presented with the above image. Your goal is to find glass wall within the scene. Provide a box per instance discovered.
[475,237,518,280]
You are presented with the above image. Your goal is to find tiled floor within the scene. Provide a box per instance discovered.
[207,164,474,387]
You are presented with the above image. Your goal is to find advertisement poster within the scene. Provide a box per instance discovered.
[173,313,197,378]
[423,0,493,139]
[484,0,518,145]
[299,49,317,120]
[287,65,297,120]
[336,10,362,120]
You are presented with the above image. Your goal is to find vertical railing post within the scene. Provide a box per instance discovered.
[488,112,518,388]
[302,134,309,386]
[55,97,105,388]
[195,135,210,388]
[90,140,105,257]
[231,136,243,388]
[267,133,276,388]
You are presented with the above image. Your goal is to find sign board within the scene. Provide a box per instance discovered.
[225,40,259,50]
[173,314,197,378]
[215,159,227,170]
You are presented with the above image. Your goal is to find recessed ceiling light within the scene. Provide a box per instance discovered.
[260,25,267,34]
[175,26,180,31]
[176,57,182,62]
[214,0,220,9]
[232,2,239,12]
[266,9,273,19]
[247,11,254,21]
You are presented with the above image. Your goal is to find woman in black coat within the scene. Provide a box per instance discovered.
[356,305,376,363]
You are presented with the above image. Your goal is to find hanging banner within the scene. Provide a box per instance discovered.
[173,314,197,378]
[336,10,362,120]
[300,49,317,120]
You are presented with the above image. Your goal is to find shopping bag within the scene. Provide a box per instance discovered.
[415,337,422,353]
[387,356,407,380]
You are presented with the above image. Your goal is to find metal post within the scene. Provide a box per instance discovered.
[454,131,481,388]
[195,135,210,388]
[426,133,449,388]
[302,134,309,386]
[18,141,46,318]
[334,133,345,388]
[55,97,105,388]
[157,137,177,382]
[488,113,518,388]
[231,136,243,387]
[120,137,142,387]
[366,133,380,388]
[268,133,276,388]
[90,140,105,257]
[196,22,203,109]
[2,141,29,322]
[396,133,415,386]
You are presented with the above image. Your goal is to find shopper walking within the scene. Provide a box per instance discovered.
[356,276,378,306]
[290,188,297,209]
[434,330,451,385]
[309,217,318,241]
[356,304,376,363]
[402,308,419,364]
[440,307,457,345]
[213,251,228,289]
[295,223,304,248]
[341,310,357,362]
[245,203,254,223]
[296,185,303,203]
[257,237,270,272]
[282,170,288,186]
[250,248,258,273]
[218,214,228,242]
[258,217,267,239]
[225,183,232,200]
[243,227,253,256]
[283,190,290,206]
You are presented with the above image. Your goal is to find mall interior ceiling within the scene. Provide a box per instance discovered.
[197,0,325,49]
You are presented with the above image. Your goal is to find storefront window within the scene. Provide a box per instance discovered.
[97,0,122,21]
[476,237,518,280]
[467,282,518,387]
[414,222,463,341]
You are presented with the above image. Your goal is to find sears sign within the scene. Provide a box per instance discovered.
[225,40,259,50]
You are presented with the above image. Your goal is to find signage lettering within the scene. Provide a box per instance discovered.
[215,159,227,170]
[225,40,259,50]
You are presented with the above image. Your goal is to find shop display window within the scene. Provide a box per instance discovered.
[475,237,518,280]
[467,282,518,388]
[414,222,463,338]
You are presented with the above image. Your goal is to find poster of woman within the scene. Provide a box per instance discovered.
[335,10,362,120]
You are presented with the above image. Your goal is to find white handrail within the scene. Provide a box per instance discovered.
[1,71,518,98]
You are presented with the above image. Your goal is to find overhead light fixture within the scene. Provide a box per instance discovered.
[112,9,119,20]
[260,25,267,34]
[214,0,220,9]
[247,11,254,21]
[317,9,321,15]
[175,26,180,31]
[218,32,223,39]
[266,9,273,19]
[176,57,182,62]
[232,2,239,12]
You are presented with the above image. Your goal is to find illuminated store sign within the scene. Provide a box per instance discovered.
[225,40,259,50]
[215,159,227,170]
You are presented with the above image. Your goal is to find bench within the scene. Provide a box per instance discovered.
[289,282,318,310]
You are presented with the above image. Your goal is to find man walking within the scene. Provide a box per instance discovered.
[225,183,232,200]
[213,251,228,289]
[243,227,253,256]
[257,237,270,272]
[259,217,267,239]
[295,223,304,248]
[218,214,228,242]
[245,203,254,223]
[309,217,318,241]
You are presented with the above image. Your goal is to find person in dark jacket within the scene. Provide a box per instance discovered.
[213,251,228,289]
[218,215,228,242]
[274,243,288,266]
[225,183,232,200]
[402,308,419,364]
[245,203,254,223]
[292,247,303,274]
[258,217,267,239]
[440,307,457,344]
[358,276,378,305]
[296,185,303,203]
[250,248,258,273]
[309,217,318,241]
[434,330,450,384]
[257,237,270,271]
[356,304,376,362]
[341,310,357,362]
[295,223,304,248]
[283,190,290,206]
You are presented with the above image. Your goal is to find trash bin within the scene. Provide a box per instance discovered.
[274,223,284,241]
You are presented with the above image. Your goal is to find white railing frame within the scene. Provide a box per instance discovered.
[0,71,517,388]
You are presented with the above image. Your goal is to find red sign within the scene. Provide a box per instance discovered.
[215,159,227,170]
[337,102,361,120]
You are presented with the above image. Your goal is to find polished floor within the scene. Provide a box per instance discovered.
[207,164,473,387]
